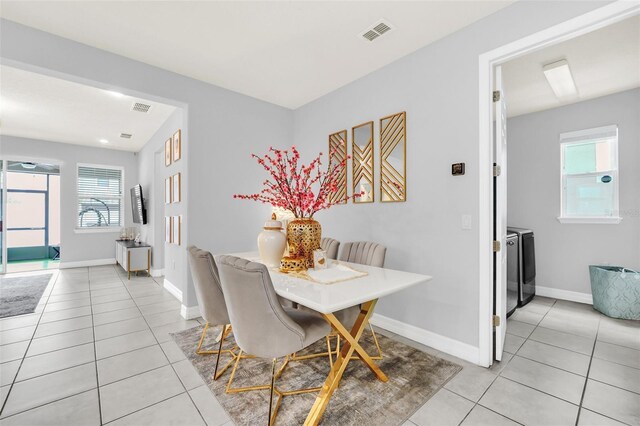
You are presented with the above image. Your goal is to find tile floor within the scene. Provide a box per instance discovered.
[0,266,230,426]
[400,296,640,426]
[1,267,639,425]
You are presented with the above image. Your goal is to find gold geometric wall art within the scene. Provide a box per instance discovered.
[328,130,348,204]
[352,121,374,203]
[380,111,406,202]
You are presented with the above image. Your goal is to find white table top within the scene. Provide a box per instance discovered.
[225,252,432,314]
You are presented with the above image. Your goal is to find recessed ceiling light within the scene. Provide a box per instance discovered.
[99,139,109,144]
[543,59,577,99]
[106,90,124,98]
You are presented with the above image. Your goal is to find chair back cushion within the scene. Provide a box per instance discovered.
[320,237,340,260]
[338,241,386,267]
[187,246,230,325]
[216,255,306,358]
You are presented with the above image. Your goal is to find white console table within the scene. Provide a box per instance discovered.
[115,240,151,279]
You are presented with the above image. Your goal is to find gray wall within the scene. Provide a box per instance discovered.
[137,109,186,288]
[292,1,609,348]
[0,0,612,352]
[0,19,293,307]
[0,135,138,264]
[507,88,640,295]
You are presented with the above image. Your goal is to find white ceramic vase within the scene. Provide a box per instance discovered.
[257,218,287,268]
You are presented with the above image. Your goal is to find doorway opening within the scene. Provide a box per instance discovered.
[2,160,60,273]
[478,2,640,367]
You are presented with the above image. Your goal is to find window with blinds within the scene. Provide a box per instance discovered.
[77,165,124,229]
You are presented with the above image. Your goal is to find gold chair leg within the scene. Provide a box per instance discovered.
[213,325,226,379]
[268,358,277,426]
[226,349,271,394]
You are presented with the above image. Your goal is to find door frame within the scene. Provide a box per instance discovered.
[477,1,640,367]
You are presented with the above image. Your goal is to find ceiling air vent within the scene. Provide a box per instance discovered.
[131,102,151,113]
[120,133,133,139]
[360,19,394,42]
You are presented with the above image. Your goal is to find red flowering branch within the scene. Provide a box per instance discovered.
[234,145,361,218]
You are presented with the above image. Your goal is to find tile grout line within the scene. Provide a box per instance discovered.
[88,268,106,425]
[574,314,601,426]
[0,271,61,418]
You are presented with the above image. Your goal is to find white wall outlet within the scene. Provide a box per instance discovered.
[462,215,472,230]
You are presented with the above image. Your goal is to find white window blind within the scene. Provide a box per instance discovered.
[77,165,123,228]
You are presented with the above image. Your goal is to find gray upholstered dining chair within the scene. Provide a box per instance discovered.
[187,246,236,380]
[338,241,386,267]
[320,237,340,260]
[216,255,332,425]
[335,241,387,359]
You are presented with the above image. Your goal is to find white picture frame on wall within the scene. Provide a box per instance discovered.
[172,173,181,203]
[165,216,172,243]
[172,215,181,245]
[165,176,172,204]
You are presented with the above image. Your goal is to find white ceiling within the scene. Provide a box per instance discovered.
[502,15,640,117]
[0,1,513,109]
[0,65,176,151]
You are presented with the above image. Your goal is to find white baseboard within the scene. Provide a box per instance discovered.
[59,258,116,269]
[163,279,183,302]
[370,313,479,365]
[536,286,593,305]
[150,268,164,278]
[180,305,201,320]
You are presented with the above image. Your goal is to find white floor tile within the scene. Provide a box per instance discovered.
[0,360,21,386]
[160,340,188,364]
[0,389,100,426]
[189,385,231,426]
[517,339,591,376]
[593,340,640,370]
[588,357,640,394]
[108,392,205,426]
[17,343,95,382]
[91,299,137,314]
[582,379,640,426]
[33,315,93,338]
[500,355,585,404]
[444,365,497,402]
[578,408,627,426]
[0,314,40,331]
[97,345,168,385]
[95,329,157,360]
[1,363,97,418]
[94,317,149,341]
[43,298,91,312]
[529,326,594,355]
[0,326,36,345]
[99,365,185,423]
[0,341,29,363]
[151,320,199,343]
[27,327,94,357]
[172,359,206,390]
[92,306,142,326]
[410,388,474,426]
[506,320,535,338]
[460,405,519,426]
[479,377,578,426]
[503,333,525,354]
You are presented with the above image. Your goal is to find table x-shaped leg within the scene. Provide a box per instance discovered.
[304,299,388,425]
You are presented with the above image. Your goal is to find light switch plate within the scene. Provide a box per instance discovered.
[462,215,472,230]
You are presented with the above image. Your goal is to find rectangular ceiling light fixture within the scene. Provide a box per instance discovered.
[543,59,577,99]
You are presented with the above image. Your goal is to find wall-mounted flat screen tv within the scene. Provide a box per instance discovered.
[131,184,147,224]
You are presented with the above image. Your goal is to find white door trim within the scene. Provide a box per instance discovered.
[477,1,640,367]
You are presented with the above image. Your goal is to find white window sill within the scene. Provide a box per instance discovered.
[557,217,622,224]
[75,227,123,234]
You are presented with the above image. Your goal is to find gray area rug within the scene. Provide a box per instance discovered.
[0,273,53,318]
[172,325,461,425]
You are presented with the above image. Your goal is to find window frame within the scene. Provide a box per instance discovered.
[558,125,621,224]
[75,163,125,233]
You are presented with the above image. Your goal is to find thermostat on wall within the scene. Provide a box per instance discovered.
[452,163,465,176]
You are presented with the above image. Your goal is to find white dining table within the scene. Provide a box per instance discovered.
[228,251,432,425]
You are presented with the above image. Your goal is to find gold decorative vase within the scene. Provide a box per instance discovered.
[286,218,321,269]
